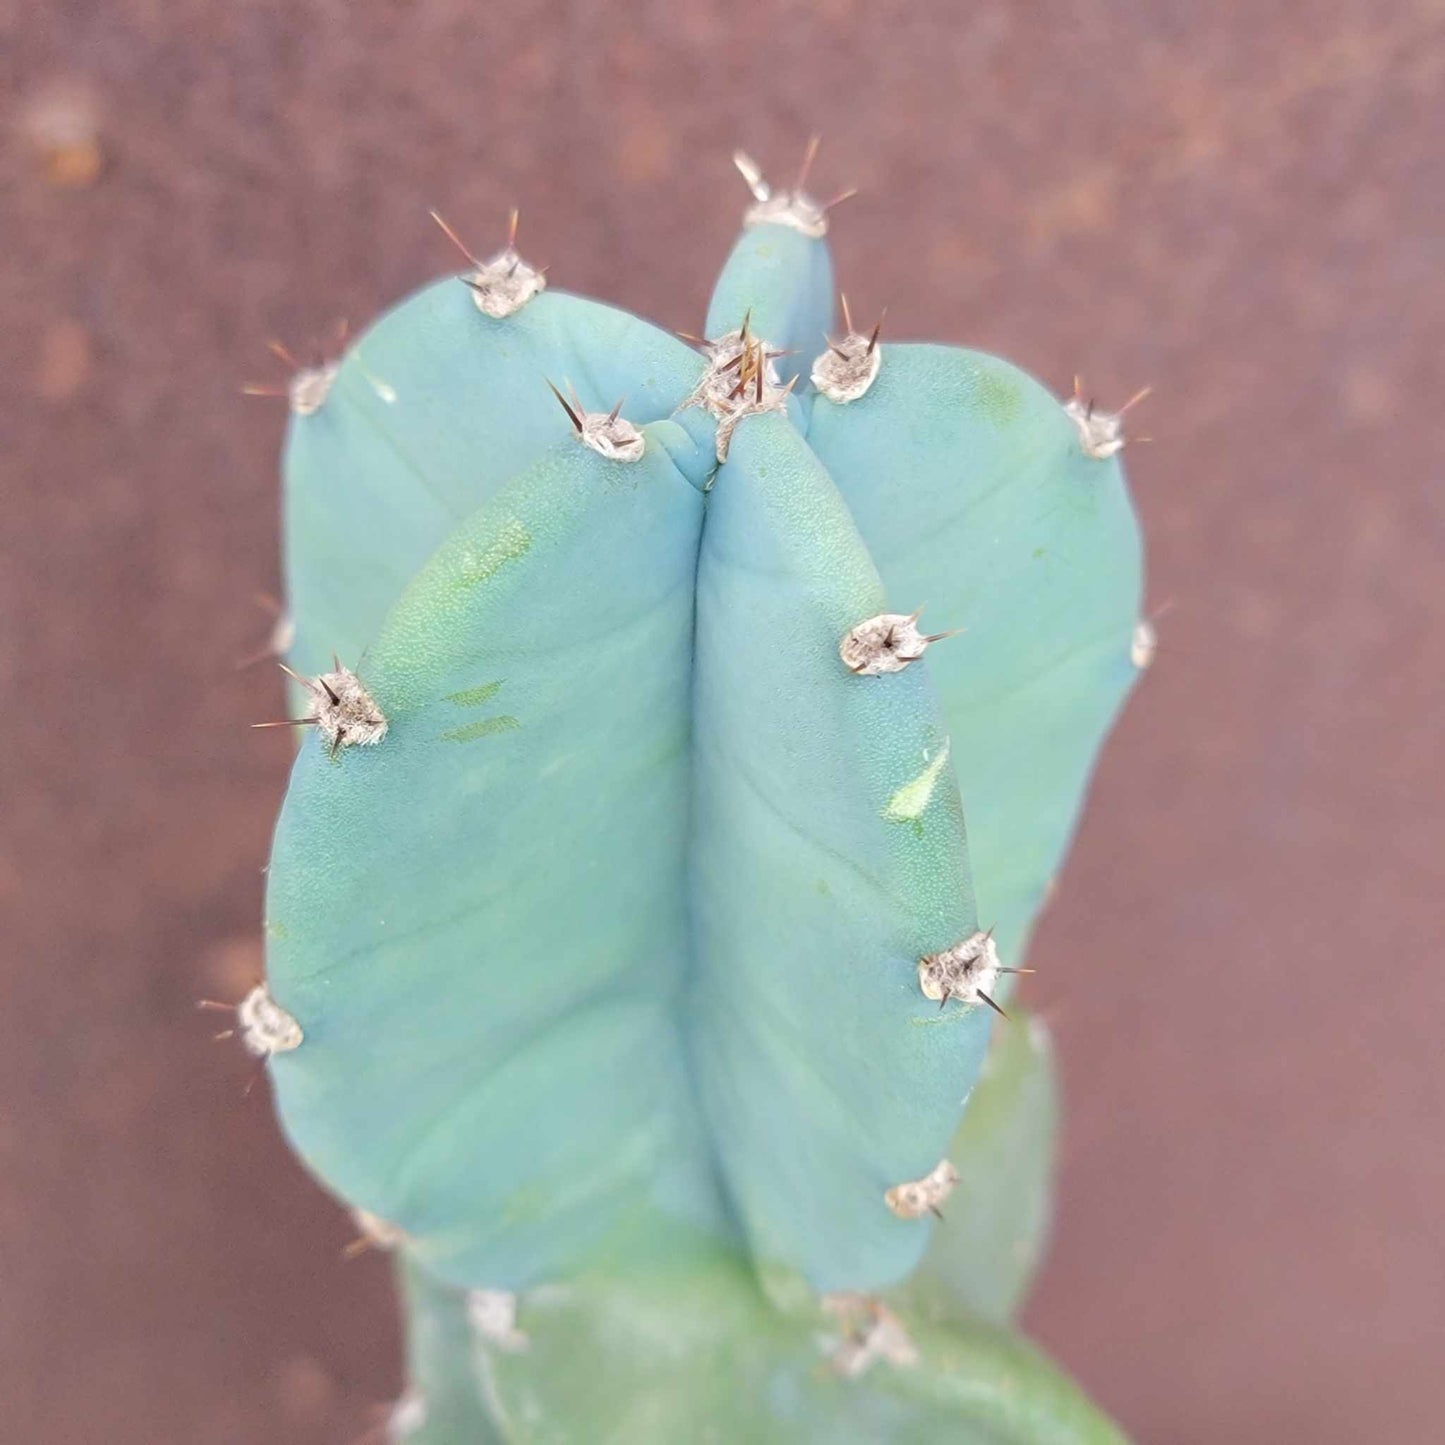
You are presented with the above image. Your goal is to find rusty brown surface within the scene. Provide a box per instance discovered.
[2,3,1443,1441]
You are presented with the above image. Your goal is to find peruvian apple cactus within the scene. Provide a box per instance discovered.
[233,141,1149,1443]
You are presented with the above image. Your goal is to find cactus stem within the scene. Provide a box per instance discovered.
[885,1159,961,1220]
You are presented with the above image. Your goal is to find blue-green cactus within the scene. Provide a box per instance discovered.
[242,146,1146,1442]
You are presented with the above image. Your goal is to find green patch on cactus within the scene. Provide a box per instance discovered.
[395,1259,506,1444]
[438,715,521,743]
[883,741,953,826]
[964,362,1026,426]
[393,1247,1126,1445]
[443,681,506,708]
[456,520,533,590]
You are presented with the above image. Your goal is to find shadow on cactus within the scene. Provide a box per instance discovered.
[239,141,1149,1443]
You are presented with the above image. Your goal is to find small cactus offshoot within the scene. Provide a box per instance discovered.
[241,141,1147,1442]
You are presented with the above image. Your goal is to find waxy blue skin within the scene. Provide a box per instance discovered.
[261,163,1143,1439]
[806,346,1144,977]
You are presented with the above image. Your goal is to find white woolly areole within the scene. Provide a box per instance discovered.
[885,1159,960,1221]
[917,930,1001,1007]
[745,190,829,237]
[300,665,388,751]
[387,1389,427,1440]
[1063,394,1127,459]
[467,1289,529,1351]
[681,328,791,462]
[821,1294,919,1378]
[287,362,337,417]
[734,150,830,237]
[811,333,881,403]
[840,612,929,675]
[1131,618,1157,669]
[465,248,546,319]
[236,984,303,1057]
[269,611,296,657]
[349,1208,406,1250]
[578,410,645,463]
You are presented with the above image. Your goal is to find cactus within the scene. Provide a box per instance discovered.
[241,144,1146,1442]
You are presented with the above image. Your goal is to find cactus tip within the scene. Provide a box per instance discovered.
[438,206,546,318]
[733,138,848,238]
[680,325,791,460]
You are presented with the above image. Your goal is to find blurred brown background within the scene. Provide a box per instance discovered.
[3,2,1443,1441]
